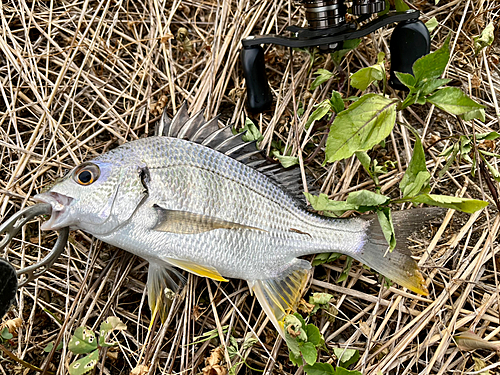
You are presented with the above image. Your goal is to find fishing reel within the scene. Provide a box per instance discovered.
[240,0,431,113]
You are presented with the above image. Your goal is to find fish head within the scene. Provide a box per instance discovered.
[34,155,147,235]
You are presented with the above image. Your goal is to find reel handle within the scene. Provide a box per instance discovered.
[0,259,17,318]
[389,19,431,90]
[240,45,273,113]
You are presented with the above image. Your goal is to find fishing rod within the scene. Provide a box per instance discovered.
[240,0,431,112]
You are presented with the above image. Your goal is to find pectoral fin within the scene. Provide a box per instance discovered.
[248,259,311,339]
[165,258,229,282]
[153,205,265,234]
[147,261,186,323]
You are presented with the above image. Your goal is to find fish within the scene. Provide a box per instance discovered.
[33,103,433,337]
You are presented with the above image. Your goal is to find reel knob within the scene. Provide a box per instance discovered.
[240,45,273,113]
[389,19,431,90]
[0,258,18,318]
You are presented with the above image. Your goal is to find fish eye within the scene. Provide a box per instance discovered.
[73,163,100,186]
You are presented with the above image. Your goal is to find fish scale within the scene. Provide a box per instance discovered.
[34,106,432,336]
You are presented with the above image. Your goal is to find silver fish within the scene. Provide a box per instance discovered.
[34,104,430,337]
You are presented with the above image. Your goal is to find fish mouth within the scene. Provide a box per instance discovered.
[33,192,74,230]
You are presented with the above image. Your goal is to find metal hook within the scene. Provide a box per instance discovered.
[0,203,69,287]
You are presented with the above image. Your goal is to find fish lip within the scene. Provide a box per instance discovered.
[33,192,74,230]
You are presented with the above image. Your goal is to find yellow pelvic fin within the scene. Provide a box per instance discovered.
[147,262,185,323]
[166,258,228,282]
[153,205,266,234]
[249,258,311,339]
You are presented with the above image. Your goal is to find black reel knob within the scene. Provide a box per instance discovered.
[240,45,273,113]
[389,19,431,90]
[0,258,18,318]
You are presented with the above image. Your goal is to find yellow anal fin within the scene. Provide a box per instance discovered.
[153,205,266,234]
[147,261,186,323]
[166,257,228,282]
[249,259,311,339]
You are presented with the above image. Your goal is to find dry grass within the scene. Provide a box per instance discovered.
[1,0,500,374]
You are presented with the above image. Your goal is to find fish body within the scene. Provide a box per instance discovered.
[34,105,429,336]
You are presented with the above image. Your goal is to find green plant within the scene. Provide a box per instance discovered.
[0,327,13,344]
[300,35,488,249]
[281,24,490,375]
[227,333,261,374]
[283,312,362,375]
[44,317,127,375]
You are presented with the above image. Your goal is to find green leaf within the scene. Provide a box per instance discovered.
[240,118,263,142]
[400,135,430,198]
[477,132,500,141]
[394,0,409,11]
[284,314,307,343]
[346,190,389,207]
[335,368,363,375]
[333,348,360,368]
[304,192,358,215]
[413,37,449,83]
[304,362,335,375]
[325,94,397,162]
[376,208,396,251]
[241,333,258,351]
[68,327,98,355]
[403,171,431,198]
[355,151,371,172]
[98,317,127,348]
[300,342,318,365]
[1,327,13,340]
[425,17,439,33]
[305,324,322,346]
[68,349,99,375]
[332,39,361,65]
[350,64,385,91]
[418,78,452,96]
[272,151,299,168]
[305,100,332,130]
[330,91,345,114]
[289,349,304,366]
[311,69,335,90]
[427,87,485,118]
[474,23,495,54]
[337,257,353,283]
[309,293,334,307]
[285,333,301,358]
[312,252,342,267]
[482,157,500,182]
[409,194,488,213]
[44,341,63,353]
[228,336,239,359]
[462,108,486,122]
[394,72,415,89]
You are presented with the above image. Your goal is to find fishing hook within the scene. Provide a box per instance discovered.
[0,203,69,287]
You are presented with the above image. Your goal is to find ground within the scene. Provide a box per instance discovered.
[1,0,500,374]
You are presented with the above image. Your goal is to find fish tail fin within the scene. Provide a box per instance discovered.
[356,208,443,296]
[147,261,186,324]
[248,258,311,339]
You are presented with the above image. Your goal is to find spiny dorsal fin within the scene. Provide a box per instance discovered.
[249,258,311,339]
[156,104,310,204]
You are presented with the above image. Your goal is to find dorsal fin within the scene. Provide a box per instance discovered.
[156,104,310,204]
